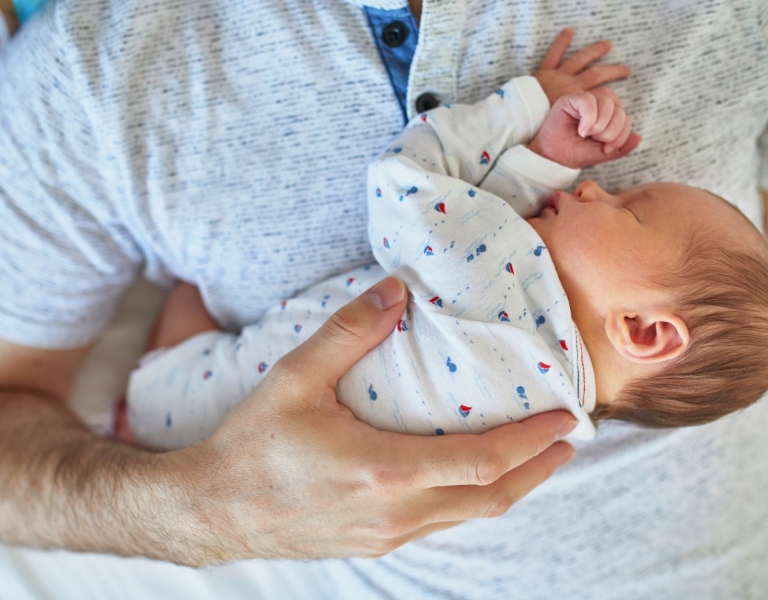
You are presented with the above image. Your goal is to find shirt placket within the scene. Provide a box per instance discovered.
[406,0,465,121]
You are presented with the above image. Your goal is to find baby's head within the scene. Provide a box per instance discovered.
[528,181,768,427]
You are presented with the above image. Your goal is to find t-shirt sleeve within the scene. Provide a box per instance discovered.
[759,125,768,192]
[0,5,142,349]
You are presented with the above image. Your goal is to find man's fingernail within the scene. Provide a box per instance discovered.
[556,418,579,440]
[366,277,405,311]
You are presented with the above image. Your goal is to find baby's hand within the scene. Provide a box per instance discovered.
[528,92,641,168]
[533,28,631,108]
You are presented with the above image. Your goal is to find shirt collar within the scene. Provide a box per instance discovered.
[573,326,597,414]
[343,0,408,9]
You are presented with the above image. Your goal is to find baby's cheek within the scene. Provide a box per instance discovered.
[550,222,612,284]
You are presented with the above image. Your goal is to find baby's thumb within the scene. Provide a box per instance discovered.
[289,277,407,388]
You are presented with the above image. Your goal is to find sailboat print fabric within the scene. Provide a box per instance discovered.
[127,75,596,450]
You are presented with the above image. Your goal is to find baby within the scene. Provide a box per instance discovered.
[122,35,768,450]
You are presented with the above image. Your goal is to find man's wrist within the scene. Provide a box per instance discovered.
[0,389,208,565]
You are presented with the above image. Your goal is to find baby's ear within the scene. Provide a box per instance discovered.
[605,309,689,364]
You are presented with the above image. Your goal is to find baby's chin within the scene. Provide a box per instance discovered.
[525,213,553,244]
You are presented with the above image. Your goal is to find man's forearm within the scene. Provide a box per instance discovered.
[0,389,200,564]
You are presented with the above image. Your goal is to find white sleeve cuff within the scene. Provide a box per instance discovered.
[505,76,550,142]
[498,144,581,190]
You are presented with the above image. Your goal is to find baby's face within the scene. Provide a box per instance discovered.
[527,180,755,320]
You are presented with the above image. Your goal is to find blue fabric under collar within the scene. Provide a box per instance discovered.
[12,0,49,24]
[363,6,419,124]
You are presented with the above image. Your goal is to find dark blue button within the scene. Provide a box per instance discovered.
[416,92,440,113]
[382,20,409,47]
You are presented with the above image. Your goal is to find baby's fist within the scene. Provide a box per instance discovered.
[528,92,641,169]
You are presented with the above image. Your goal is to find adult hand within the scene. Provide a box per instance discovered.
[534,28,631,107]
[165,276,578,565]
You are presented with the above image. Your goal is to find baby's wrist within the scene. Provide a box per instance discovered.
[527,135,569,168]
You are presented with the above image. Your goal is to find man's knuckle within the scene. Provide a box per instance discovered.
[369,467,403,497]
[525,434,548,459]
[351,462,403,500]
[269,356,303,383]
[473,451,506,486]
[327,311,364,344]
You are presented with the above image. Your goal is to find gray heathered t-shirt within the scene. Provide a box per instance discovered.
[0,0,767,597]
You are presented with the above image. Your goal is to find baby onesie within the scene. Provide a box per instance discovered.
[127,75,597,450]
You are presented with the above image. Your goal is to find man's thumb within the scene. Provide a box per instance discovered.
[289,276,407,388]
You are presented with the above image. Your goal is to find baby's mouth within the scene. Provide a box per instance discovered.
[544,192,560,215]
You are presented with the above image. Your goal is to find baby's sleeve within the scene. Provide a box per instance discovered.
[368,76,579,318]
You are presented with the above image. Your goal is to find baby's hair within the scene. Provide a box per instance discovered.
[593,193,768,427]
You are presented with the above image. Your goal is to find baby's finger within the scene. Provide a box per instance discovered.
[589,86,622,107]
[586,94,615,138]
[556,93,598,138]
[560,40,611,74]
[576,64,632,90]
[591,106,627,143]
[604,132,642,160]
[538,27,573,70]
[604,116,633,154]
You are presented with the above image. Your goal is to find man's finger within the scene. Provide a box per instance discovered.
[537,27,573,70]
[384,410,578,489]
[395,442,575,530]
[576,64,632,89]
[408,520,465,541]
[370,439,574,550]
[560,40,612,74]
[281,277,407,387]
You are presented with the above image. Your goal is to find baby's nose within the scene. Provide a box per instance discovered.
[574,180,599,200]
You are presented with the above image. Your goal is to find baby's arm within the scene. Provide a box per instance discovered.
[368,36,640,304]
[146,284,224,349]
[368,77,577,323]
